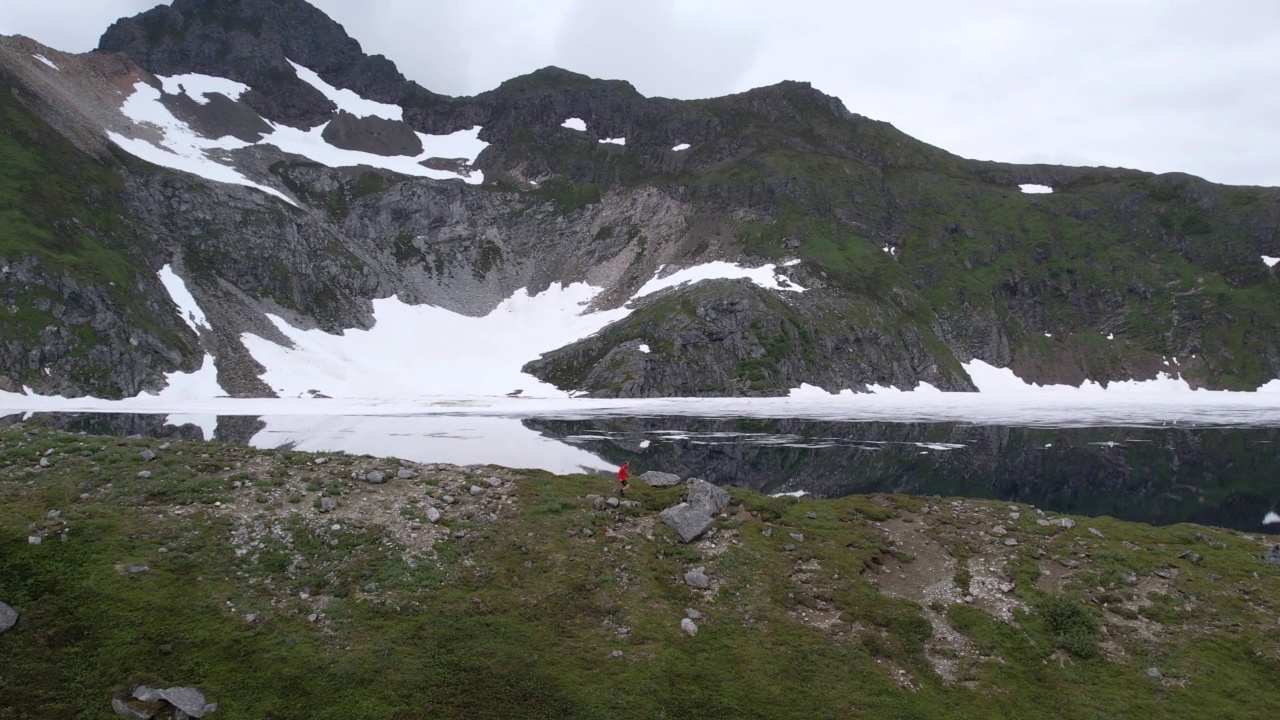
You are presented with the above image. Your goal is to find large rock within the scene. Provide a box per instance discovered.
[133,686,212,718]
[0,601,17,633]
[659,503,714,543]
[684,567,710,589]
[640,471,682,487]
[1265,546,1280,567]
[686,479,730,515]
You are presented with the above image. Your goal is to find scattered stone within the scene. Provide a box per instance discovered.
[47,509,60,519]
[139,449,155,462]
[43,448,54,456]
[593,497,607,511]
[0,601,17,633]
[1058,558,1080,569]
[999,582,1015,593]
[684,567,711,589]
[761,528,773,538]
[1088,527,1105,538]
[77,482,92,491]
[805,512,817,520]
[685,608,703,620]
[485,477,502,488]
[308,614,319,623]
[363,583,378,594]
[469,485,483,495]
[158,548,168,554]
[127,565,150,574]
[616,626,631,636]
[365,471,385,484]
[620,500,641,508]
[137,471,152,479]
[963,595,974,604]
[452,530,468,540]
[788,533,805,543]
[659,503,715,543]
[681,618,699,636]
[313,457,328,465]
[38,457,50,468]
[1010,512,1021,520]
[1154,568,1179,579]
[320,497,337,513]
[426,507,442,523]
[686,479,731,515]
[158,443,171,451]
[245,613,258,623]
[442,495,457,505]
[1177,551,1203,564]
[1054,517,1076,529]
[582,528,594,537]
[397,468,416,480]
[1146,667,1163,680]
[611,649,624,658]
[27,536,41,545]
[1003,538,1018,546]
[1120,572,1139,586]
[991,525,1008,537]
[783,544,797,552]
[640,471,681,487]
[606,497,620,509]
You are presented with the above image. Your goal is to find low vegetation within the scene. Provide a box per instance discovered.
[1,424,1277,718]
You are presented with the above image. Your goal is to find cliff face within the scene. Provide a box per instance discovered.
[2,0,1280,398]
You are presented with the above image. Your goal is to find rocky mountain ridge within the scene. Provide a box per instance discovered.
[2,0,1280,399]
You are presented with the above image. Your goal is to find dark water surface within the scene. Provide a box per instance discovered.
[7,412,1278,534]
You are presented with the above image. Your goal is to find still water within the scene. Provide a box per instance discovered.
[6,412,1278,534]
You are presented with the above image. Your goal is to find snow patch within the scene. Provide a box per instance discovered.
[151,354,223,399]
[258,122,487,184]
[159,73,249,104]
[1263,511,1280,525]
[562,117,587,131]
[598,137,626,145]
[157,264,210,333]
[109,81,295,205]
[1019,184,1053,194]
[635,261,806,298]
[33,54,58,70]
[287,60,402,121]
[1263,256,1280,268]
[638,344,651,354]
[671,143,691,151]
[963,359,1193,393]
[240,284,630,399]
[770,490,809,498]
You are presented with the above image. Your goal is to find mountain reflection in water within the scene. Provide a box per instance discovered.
[6,412,1278,534]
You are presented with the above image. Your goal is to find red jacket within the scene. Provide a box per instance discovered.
[617,464,630,482]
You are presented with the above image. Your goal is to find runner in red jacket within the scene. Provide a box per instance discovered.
[617,462,631,495]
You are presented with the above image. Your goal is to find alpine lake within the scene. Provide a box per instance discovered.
[8,411,1277,535]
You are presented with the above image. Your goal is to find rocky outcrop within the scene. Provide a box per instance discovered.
[523,279,974,396]
[321,111,422,156]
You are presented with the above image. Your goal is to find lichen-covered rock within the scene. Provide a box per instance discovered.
[659,503,713,543]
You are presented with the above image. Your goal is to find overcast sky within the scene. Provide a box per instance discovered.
[5,0,1280,186]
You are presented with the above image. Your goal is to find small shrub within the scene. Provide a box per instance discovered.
[1036,593,1101,659]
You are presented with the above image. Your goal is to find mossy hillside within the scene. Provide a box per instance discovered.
[2,426,1278,719]
[0,74,200,393]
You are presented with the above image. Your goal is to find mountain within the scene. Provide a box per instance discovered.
[3,0,1280,400]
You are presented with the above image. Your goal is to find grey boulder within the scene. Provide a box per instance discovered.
[134,686,212,718]
[1264,546,1280,567]
[0,601,17,633]
[640,471,681,487]
[684,567,711,589]
[686,479,730,515]
[659,503,714,543]
[364,471,385,484]
[110,698,150,720]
